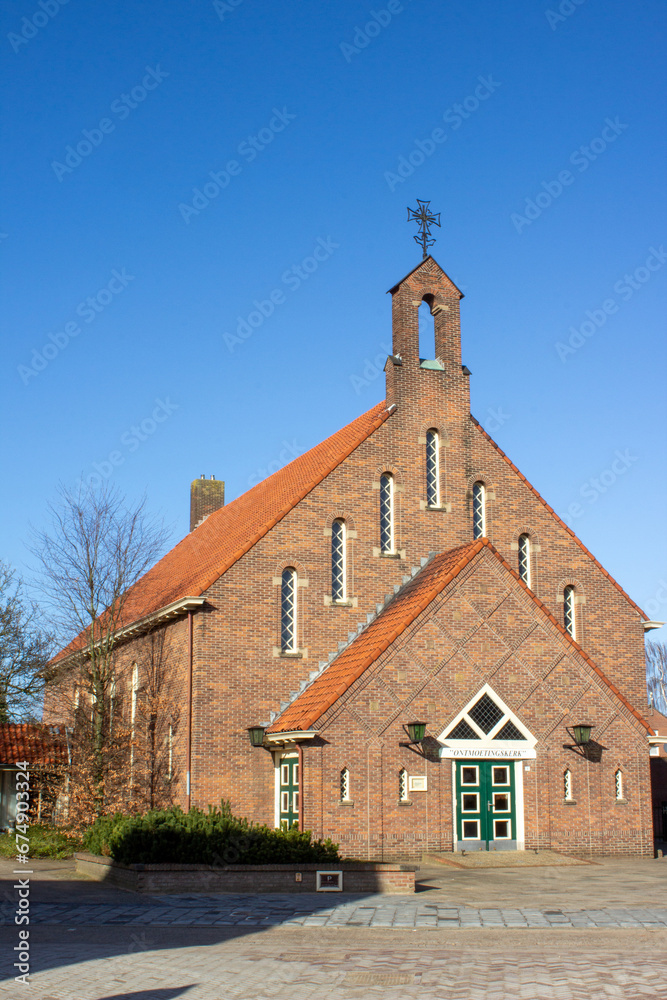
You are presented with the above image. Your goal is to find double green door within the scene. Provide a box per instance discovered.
[279,755,299,829]
[455,760,516,850]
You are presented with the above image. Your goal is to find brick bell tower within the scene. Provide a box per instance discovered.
[384,254,470,418]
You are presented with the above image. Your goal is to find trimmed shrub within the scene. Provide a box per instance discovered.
[83,803,339,865]
[0,824,81,859]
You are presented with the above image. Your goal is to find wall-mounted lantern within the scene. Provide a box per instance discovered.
[405,721,427,744]
[247,725,266,747]
[571,724,593,746]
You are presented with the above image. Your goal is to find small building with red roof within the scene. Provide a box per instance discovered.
[46,254,660,858]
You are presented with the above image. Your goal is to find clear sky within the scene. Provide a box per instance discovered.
[2,0,666,639]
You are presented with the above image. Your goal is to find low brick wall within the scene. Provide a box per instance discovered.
[74,853,417,893]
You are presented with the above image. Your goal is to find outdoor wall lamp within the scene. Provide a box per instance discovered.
[247,725,266,747]
[404,721,427,744]
[570,724,594,746]
[565,724,602,761]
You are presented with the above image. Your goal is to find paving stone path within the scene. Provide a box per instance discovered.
[2,893,667,928]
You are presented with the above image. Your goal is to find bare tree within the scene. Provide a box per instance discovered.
[0,561,52,722]
[131,627,180,810]
[647,641,667,714]
[30,482,170,821]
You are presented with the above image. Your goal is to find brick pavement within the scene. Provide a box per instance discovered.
[1,857,665,998]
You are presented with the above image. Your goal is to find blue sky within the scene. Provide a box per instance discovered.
[2,0,666,637]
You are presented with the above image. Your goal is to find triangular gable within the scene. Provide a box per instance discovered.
[438,683,537,750]
[268,539,654,736]
[387,255,464,297]
[54,401,393,663]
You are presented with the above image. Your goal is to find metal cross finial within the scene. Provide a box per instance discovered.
[407,200,441,258]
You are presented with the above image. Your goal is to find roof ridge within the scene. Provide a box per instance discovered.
[53,401,393,664]
[265,551,439,725]
[267,541,483,732]
[268,538,654,737]
[480,538,654,736]
[471,416,647,620]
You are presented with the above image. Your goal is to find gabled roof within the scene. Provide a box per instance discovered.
[267,539,654,735]
[387,255,464,297]
[471,417,648,620]
[0,724,67,767]
[54,401,392,661]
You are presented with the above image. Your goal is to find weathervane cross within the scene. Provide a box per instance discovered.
[407,200,441,258]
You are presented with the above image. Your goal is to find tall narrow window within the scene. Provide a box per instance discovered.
[472,481,486,539]
[340,768,350,802]
[281,568,297,652]
[563,585,576,638]
[615,770,623,801]
[426,429,440,507]
[167,722,174,782]
[564,769,573,802]
[380,474,394,553]
[399,768,408,802]
[518,534,531,587]
[331,519,346,602]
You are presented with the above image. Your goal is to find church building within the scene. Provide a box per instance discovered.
[49,246,662,858]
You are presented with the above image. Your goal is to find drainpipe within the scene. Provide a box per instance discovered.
[297,743,304,830]
[186,610,193,811]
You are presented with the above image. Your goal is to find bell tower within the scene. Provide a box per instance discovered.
[385,255,468,411]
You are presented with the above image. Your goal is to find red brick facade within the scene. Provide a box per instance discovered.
[48,256,656,858]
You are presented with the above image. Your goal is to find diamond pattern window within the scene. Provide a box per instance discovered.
[493,720,526,741]
[518,534,531,587]
[399,768,408,801]
[340,768,350,802]
[448,719,480,740]
[280,568,297,652]
[564,769,573,801]
[331,519,346,602]
[380,474,394,553]
[426,429,439,507]
[615,770,623,800]
[472,481,485,539]
[468,693,504,734]
[564,585,576,638]
[443,688,530,745]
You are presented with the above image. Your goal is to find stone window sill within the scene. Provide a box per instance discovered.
[398,800,413,807]
[614,798,628,805]
[278,650,303,659]
[339,800,355,807]
[380,551,402,559]
[563,799,577,805]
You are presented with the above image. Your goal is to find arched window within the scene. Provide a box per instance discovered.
[380,473,394,553]
[331,519,346,602]
[518,534,531,587]
[281,568,297,652]
[340,768,350,802]
[615,769,623,801]
[131,663,139,729]
[472,481,486,539]
[564,769,573,802]
[426,429,440,507]
[563,585,576,638]
[399,768,408,802]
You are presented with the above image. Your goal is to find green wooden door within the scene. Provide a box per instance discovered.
[455,760,516,850]
[279,755,299,829]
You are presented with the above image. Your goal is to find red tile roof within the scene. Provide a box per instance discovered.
[54,401,392,662]
[0,724,67,767]
[471,416,648,620]
[268,539,654,736]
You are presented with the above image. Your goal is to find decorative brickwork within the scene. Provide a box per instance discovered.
[47,255,654,861]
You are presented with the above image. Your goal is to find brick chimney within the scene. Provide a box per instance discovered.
[190,475,225,531]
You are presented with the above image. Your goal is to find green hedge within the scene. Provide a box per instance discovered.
[82,803,340,865]
[0,824,81,859]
